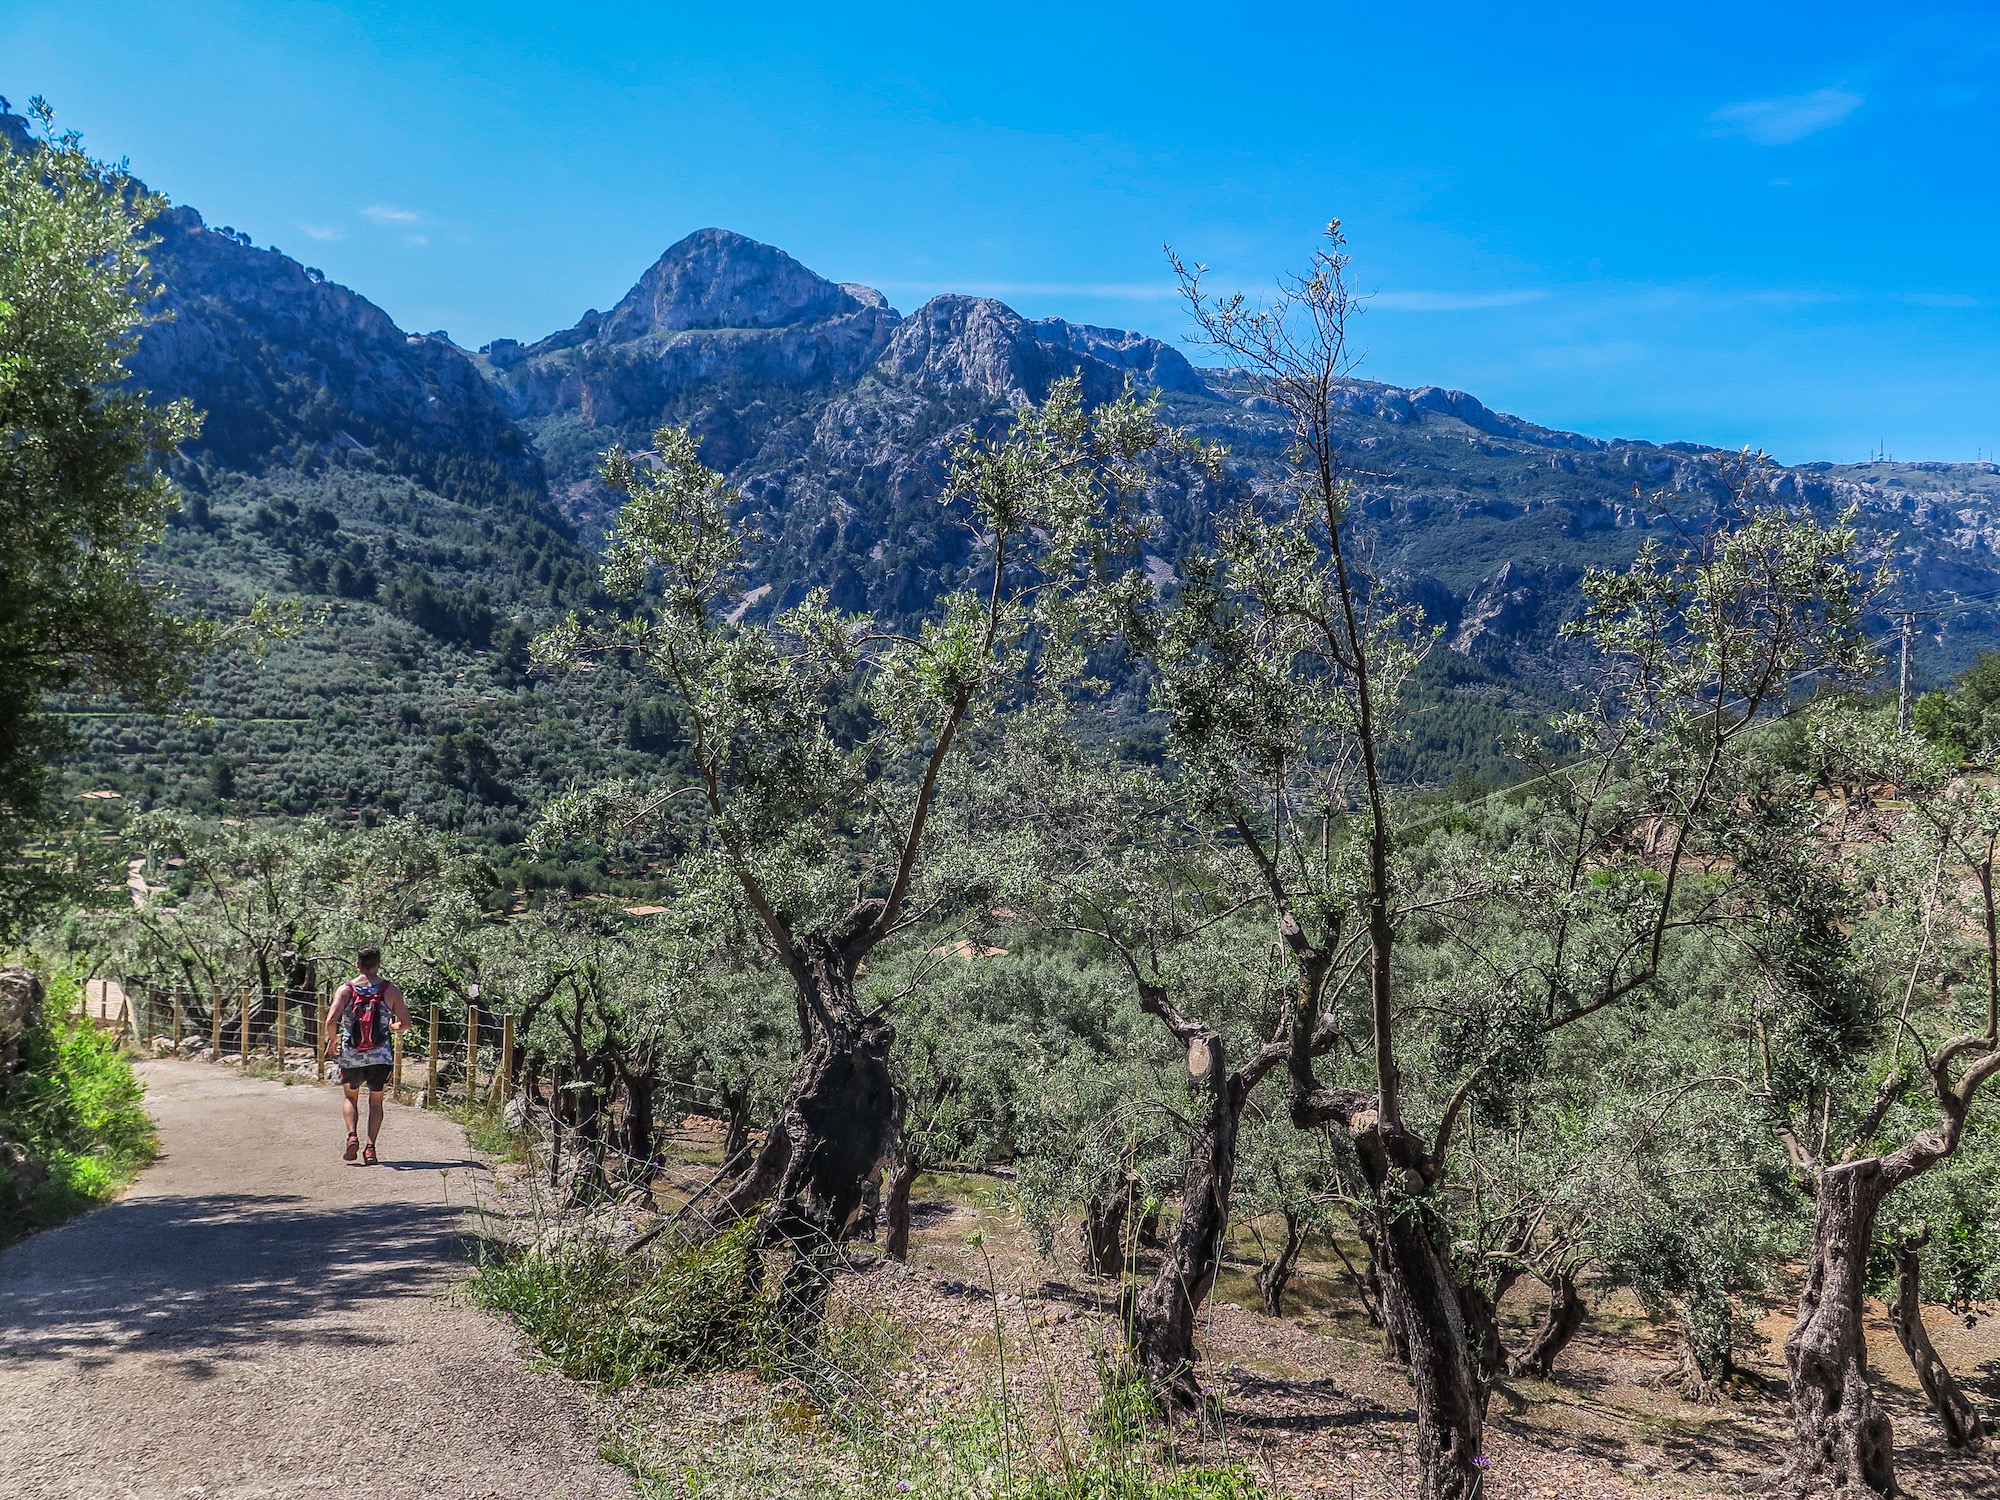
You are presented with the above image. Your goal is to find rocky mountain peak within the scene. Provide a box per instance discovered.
[1031,317,1207,396]
[878,294,1201,405]
[598,228,889,341]
[0,105,546,517]
[876,295,1041,399]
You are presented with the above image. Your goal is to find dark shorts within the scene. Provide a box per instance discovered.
[340,1062,392,1092]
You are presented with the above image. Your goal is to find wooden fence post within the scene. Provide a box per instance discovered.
[239,987,251,1064]
[392,1028,404,1102]
[464,1005,480,1107]
[172,988,184,1048]
[491,1015,514,1105]
[315,982,327,1082]
[425,1002,440,1106]
[275,985,287,1072]
[210,984,222,1061]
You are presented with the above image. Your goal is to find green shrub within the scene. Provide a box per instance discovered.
[482,1212,1264,1500]
[474,1217,783,1388]
[0,968,157,1239]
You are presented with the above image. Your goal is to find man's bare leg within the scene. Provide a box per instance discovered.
[341,1083,361,1160]
[366,1089,385,1147]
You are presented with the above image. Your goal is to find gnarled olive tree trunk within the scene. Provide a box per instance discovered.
[1344,1209,1407,1358]
[615,1065,658,1199]
[718,1084,754,1177]
[549,1057,612,1207]
[1255,1205,1307,1318]
[1508,1269,1587,1380]
[282,953,316,1054]
[1457,1273,1521,1389]
[1887,1227,1984,1453]
[1456,1219,1528,1385]
[1360,1122,1487,1496]
[1124,984,1298,1413]
[882,1145,923,1261]
[1294,1071,1484,1499]
[712,921,899,1335]
[1128,1025,1242,1411]
[1783,1044,2000,1496]
[1784,1159,1899,1493]
[1084,1173,1136,1278]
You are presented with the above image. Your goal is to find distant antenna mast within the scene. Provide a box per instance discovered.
[1888,609,1940,729]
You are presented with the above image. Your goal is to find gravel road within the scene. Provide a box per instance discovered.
[0,1061,634,1499]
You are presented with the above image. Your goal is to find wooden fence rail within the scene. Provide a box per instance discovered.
[110,979,519,1109]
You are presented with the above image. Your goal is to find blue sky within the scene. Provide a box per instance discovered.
[7,1,1997,462]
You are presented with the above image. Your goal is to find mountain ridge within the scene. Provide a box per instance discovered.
[12,105,2000,833]
[459,224,2000,681]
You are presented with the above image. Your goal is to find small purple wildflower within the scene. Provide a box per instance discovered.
[1473,1455,1491,1469]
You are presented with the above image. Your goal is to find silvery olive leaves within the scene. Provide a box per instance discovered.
[534,376,1215,950]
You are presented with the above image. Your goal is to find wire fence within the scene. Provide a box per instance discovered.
[88,977,521,1109]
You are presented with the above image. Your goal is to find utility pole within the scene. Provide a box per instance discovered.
[1888,609,1940,729]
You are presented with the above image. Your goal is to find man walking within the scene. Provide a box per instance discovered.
[326,945,411,1165]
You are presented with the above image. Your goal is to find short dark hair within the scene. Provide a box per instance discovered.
[357,945,382,970]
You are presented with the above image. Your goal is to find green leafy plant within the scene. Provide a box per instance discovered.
[473,1217,781,1388]
[0,968,156,1238]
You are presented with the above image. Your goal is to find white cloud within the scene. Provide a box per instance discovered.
[360,203,421,225]
[297,223,343,241]
[1369,289,1548,312]
[1708,88,1862,145]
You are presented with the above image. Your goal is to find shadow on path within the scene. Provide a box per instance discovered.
[0,1189,492,1371]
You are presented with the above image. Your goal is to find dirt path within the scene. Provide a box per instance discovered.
[0,1061,633,1500]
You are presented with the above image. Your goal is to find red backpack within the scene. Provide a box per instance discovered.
[344,977,390,1052]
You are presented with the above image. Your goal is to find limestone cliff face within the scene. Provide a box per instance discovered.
[1030,317,1207,396]
[129,207,547,515]
[479,231,1216,604]
[5,103,539,515]
[484,230,903,461]
[467,224,2000,680]
[876,295,1142,405]
[486,232,1205,448]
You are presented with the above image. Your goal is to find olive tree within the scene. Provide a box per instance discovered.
[1150,222,1876,1499]
[1731,706,2000,1491]
[1877,1129,1997,1453]
[535,379,1199,1311]
[984,714,1337,1409]
[123,813,355,1037]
